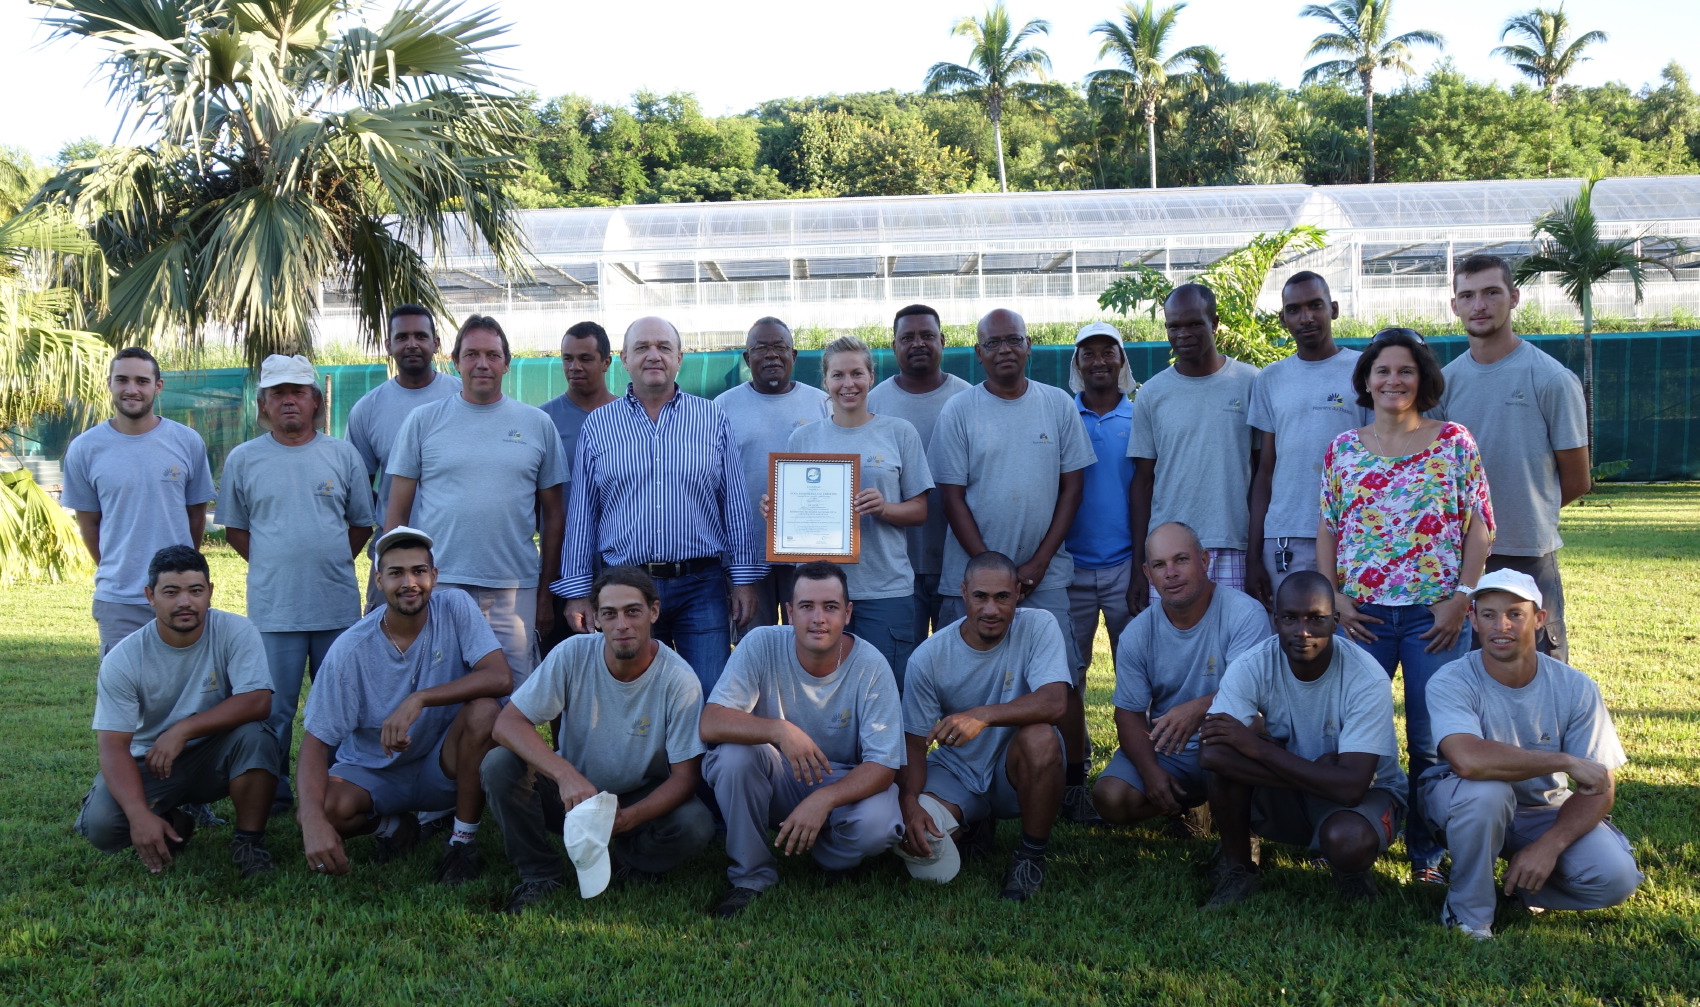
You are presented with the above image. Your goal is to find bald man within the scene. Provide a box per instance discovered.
[927,308,1098,824]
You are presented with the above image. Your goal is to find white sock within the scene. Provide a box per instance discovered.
[372,814,403,839]
[449,819,479,846]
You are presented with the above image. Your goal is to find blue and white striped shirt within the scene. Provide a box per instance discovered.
[553,385,766,598]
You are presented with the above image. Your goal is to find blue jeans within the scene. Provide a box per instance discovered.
[847,595,919,690]
[656,568,731,697]
[262,628,347,794]
[911,573,945,640]
[1349,602,1472,870]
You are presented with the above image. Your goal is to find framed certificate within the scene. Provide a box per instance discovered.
[766,453,860,563]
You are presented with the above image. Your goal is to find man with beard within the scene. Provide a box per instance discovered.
[346,305,462,610]
[75,546,279,878]
[483,566,713,913]
[928,308,1096,822]
[1199,571,1406,907]
[1246,272,1366,604]
[296,527,511,884]
[220,354,374,814]
[713,317,829,630]
[867,304,971,637]
[1128,284,1260,612]
[63,347,215,656]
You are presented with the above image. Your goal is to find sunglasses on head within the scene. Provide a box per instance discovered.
[1370,328,1427,345]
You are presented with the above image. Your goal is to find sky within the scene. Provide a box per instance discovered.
[5,0,1698,161]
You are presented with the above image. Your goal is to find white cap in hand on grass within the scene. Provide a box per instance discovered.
[563,791,619,898]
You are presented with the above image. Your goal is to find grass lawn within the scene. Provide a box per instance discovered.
[3,484,1697,1005]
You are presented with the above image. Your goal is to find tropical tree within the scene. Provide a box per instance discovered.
[1300,0,1444,183]
[1513,173,1681,451]
[30,0,532,362]
[1086,1,1221,190]
[1493,7,1608,105]
[924,3,1052,192]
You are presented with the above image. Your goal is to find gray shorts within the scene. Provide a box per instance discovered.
[1261,537,1320,597]
[92,600,156,658]
[1098,746,1208,808]
[1251,786,1404,853]
[329,733,455,817]
[922,727,1065,825]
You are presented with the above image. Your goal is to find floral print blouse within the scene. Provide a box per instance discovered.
[1322,422,1495,606]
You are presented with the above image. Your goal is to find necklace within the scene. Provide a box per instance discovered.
[1368,421,1423,458]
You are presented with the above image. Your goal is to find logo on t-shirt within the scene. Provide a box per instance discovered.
[504,429,525,442]
[830,707,853,729]
[1322,717,1340,739]
[1036,432,1052,444]
[162,464,183,483]
[1326,392,1345,407]
[1506,389,1530,406]
[630,715,652,738]
[1203,657,1218,678]
[313,478,337,497]
[202,666,221,693]
[869,453,886,468]
[433,649,443,664]
[1001,670,1015,693]
[1224,398,1245,413]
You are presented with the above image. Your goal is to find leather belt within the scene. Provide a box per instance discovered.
[637,557,720,579]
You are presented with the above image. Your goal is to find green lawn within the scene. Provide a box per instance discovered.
[3,485,1697,1005]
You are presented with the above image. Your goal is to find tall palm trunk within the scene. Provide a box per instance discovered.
[993,114,1008,192]
[1580,282,1596,458]
[1145,100,1158,190]
[1362,70,1376,184]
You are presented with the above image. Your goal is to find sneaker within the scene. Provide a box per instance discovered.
[708,886,763,919]
[163,807,196,855]
[435,840,482,886]
[372,816,421,864]
[1413,866,1448,885]
[1000,853,1046,901]
[185,802,226,827]
[1332,868,1378,903]
[505,877,565,914]
[418,810,455,844]
[1204,863,1262,908]
[1060,784,1106,826]
[1442,906,1494,940]
[230,835,275,878]
[1307,856,1333,871]
[1205,837,1260,882]
[1164,806,1211,841]
[956,818,996,861]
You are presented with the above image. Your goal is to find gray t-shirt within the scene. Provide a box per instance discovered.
[1437,341,1588,557]
[388,394,567,588]
[1423,652,1627,807]
[510,634,706,796]
[712,382,831,529]
[1209,636,1407,801]
[929,382,1097,596]
[1113,586,1271,752]
[345,373,462,526]
[1129,360,1260,551]
[539,394,598,470]
[60,418,216,605]
[303,588,502,771]
[787,415,934,600]
[707,625,903,769]
[867,374,972,576]
[1247,349,1367,539]
[218,433,375,632]
[92,609,272,757]
[902,609,1073,794]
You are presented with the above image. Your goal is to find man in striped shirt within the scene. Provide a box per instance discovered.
[554,316,766,694]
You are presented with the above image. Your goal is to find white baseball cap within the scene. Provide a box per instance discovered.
[1469,569,1543,608]
[1073,321,1123,345]
[563,791,619,898]
[257,353,318,388]
[373,525,434,561]
[893,794,961,883]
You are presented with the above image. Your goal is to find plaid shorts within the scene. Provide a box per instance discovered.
[1148,547,1246,604]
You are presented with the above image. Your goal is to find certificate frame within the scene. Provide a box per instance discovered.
[766,452,861,563]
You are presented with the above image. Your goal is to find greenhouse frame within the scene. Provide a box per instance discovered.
[319,175,1700,350]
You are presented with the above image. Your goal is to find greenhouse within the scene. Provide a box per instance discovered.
[319,176,1700,350]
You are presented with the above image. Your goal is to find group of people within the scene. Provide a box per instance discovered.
[64,253,1641,936]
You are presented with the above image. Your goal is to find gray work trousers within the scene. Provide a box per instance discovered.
[703,743,903,892]
[92,600,155,658]
[1423,774,1642,932]
[480,746,714,884]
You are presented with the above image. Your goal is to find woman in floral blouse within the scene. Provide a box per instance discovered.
[1319,328,1493,885]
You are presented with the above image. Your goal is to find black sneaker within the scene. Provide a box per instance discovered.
[1205,837,1260,882]
[1205,863,1262,908]
[505,877,565,914]
[708,886,763,919]
[1332,868,1379,903]
[435,840,482,886]
[999,853,1046,901]
[164,807,196,855]
[230,835,275,878]
[373,816,421,864]
[956,817,996,861]
[1060,784,1106,826]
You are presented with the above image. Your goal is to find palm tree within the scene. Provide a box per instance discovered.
[1493,7,1608,105]
[1086,1,1222,190]
[31,0,532,363]
[1513,173,1681,452]
[924,3,1052,192]
[1300,0,1443,183]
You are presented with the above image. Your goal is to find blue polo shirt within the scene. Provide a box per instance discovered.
[1065,392,1135,570]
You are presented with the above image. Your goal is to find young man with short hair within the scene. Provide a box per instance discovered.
[75,546,279,877]
[700,562,905,918]
[484,566,714,914]
[1420,570,1640,940]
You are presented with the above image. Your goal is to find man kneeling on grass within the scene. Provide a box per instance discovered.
[296,526,510,884]
[484,566,713,914]
[1200,571,1406,907]
[896,551,1070,901]
[700,562,905,919]
[77,546,279,877]
[1420,570,1641,941]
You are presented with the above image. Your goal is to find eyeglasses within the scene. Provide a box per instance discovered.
[747,342,793,357]
[978,335,1028,350]
[1370,328,1427,345]
[1274,613,1337,631]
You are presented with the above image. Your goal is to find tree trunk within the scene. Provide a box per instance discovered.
[1581,283,1596,461]
[1363,72,1376,184]
[993,113,1007,193]
[1146,101,1158,190]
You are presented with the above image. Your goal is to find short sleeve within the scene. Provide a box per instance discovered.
[1319,433,1348,533]
[182,430,215,505]
[347,401,380,476]
[1560,675,1628,771]
[1335,667,1399,759]
[387,409,426,481]
[222,615,275,696]
[855,664,905,769]
[1540,365,1589,453]
[1224,602,1271,664]
[926,397,970,486]
[662,669,707,764]
[1425,662,1485,748]
[60,438,98,512]
[1247,370,1275,434]
[509,646,569,725]
[303,647,360,747]
[218,449,251,530]
[341,446,376,528]
[536,418,567,490]
[1112,619,1153,713]
[900,648,943,737]
[1017,610,1073,692]
[90,655,142,733]
[1207,651,1263,725]
[1129,388,1156,460]
[895,419,934,499]
[445,589,502,668]
[1055,393,1097,474]
[705,638,764,712]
